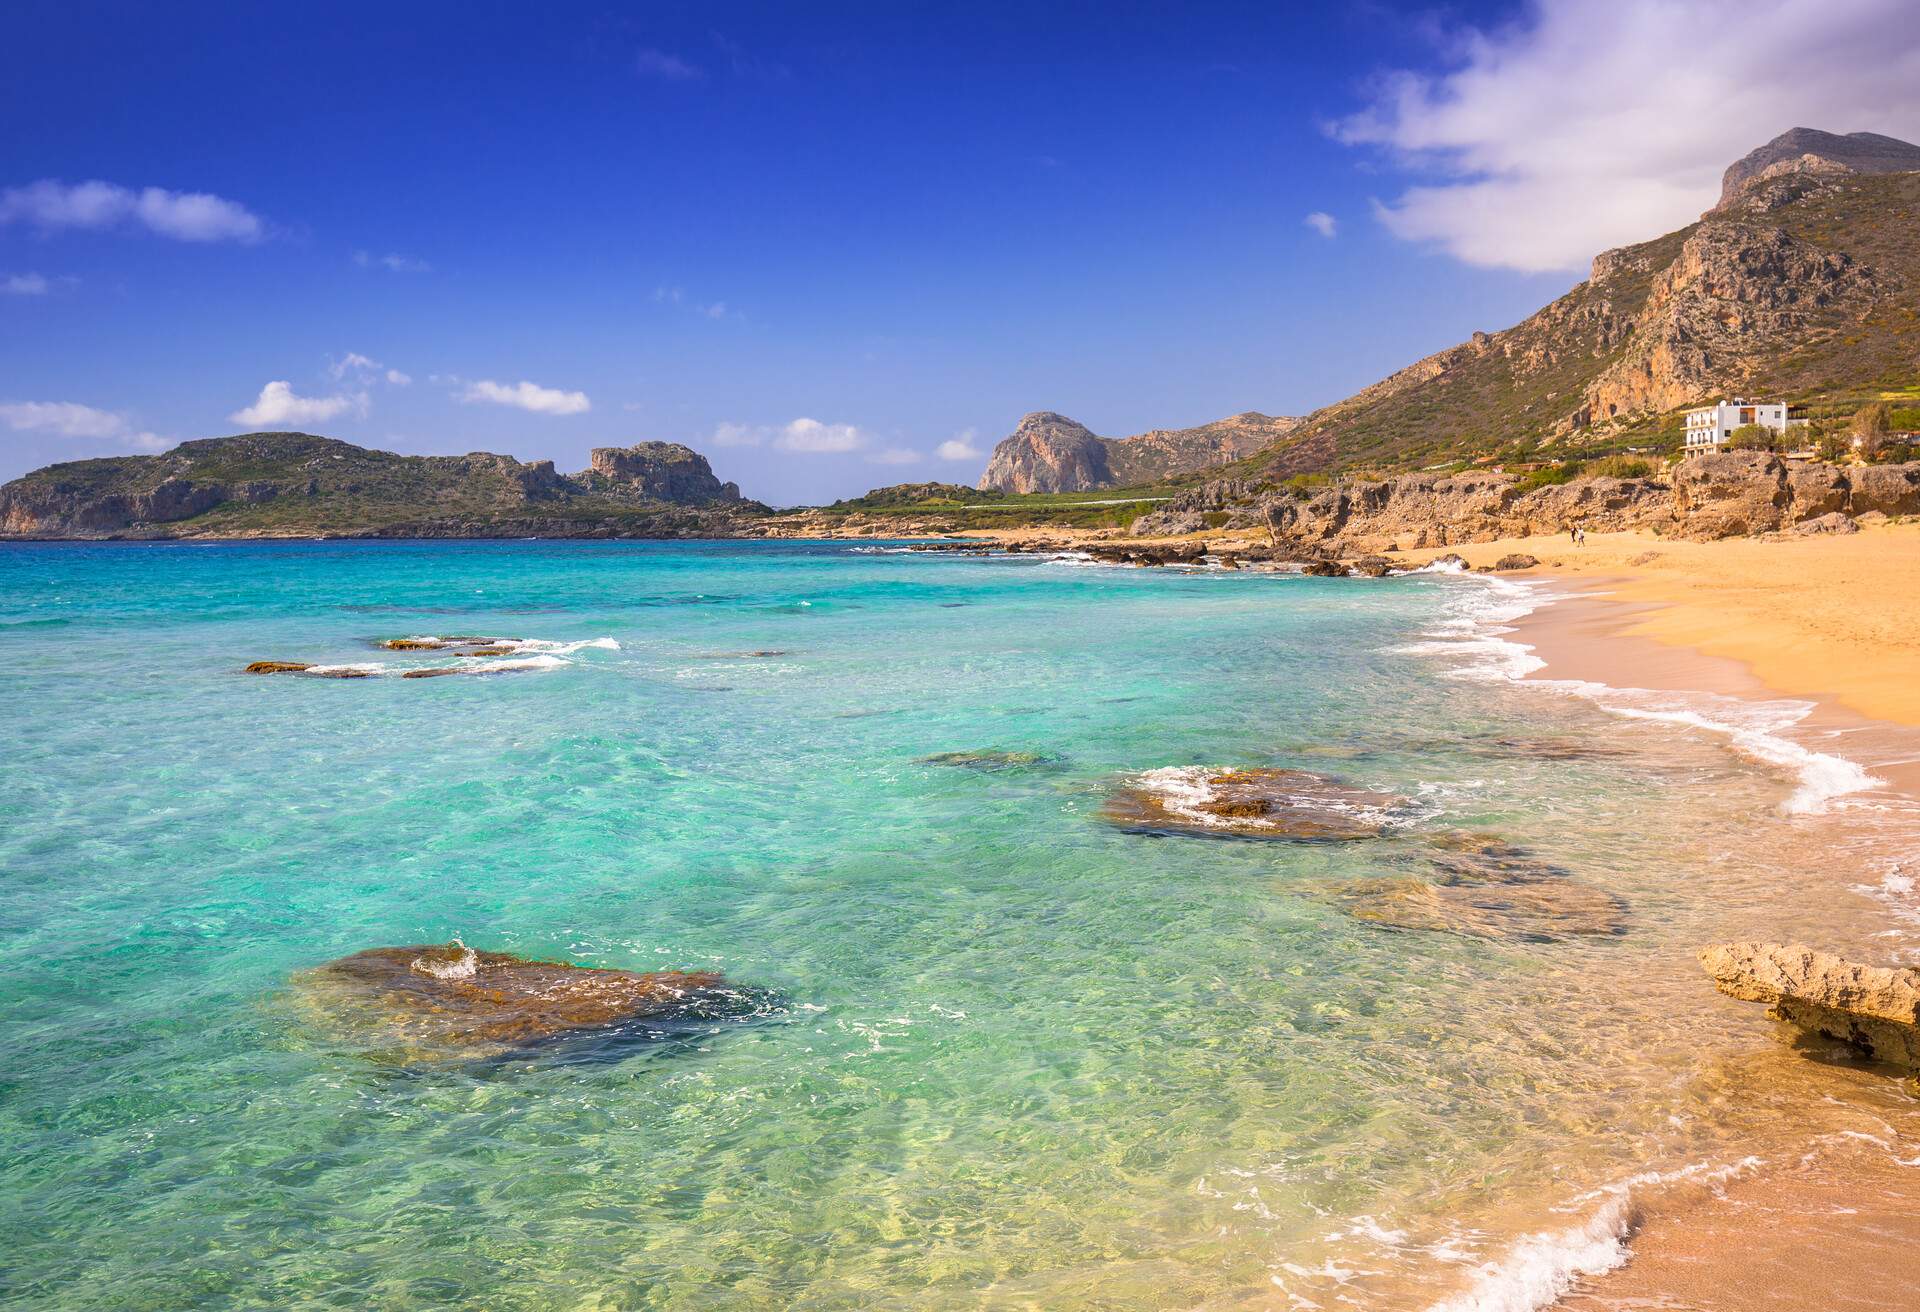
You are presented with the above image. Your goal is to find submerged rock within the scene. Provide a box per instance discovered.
[921,749,1056,771]
[294,942,752,1063]
[1103,767,1404,841]
[1331,832,1625,941]
[1701,941,1920,1070]
[1335,875,1625,941]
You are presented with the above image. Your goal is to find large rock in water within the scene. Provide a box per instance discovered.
[294,943,747,1063]
[1102,767,1403,841]
[1701,941,1920,1070]
[587,441,741,503]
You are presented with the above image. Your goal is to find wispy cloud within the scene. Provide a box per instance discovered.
[0,180,264,242]
[653,285,734,320]
[710,421,765,447]
[230,381,366,429]
[1304,211,1338,239]
[2,272,50,295]
[460,378,591,416]
[935,430,985,461]
[635,47,702,81]
[1330,0,1920,273]
[0,400,167,450]
[329,352,412,386]
[352,250,431,273]
[774,417,866,454]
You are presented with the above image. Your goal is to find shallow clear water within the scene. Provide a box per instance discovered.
[0,541,1912,1310]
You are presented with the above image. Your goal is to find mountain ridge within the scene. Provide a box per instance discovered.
[977,409,1301,493]
[0,432,765,539]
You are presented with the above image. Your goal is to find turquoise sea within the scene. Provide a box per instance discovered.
[2,540,1915,1310]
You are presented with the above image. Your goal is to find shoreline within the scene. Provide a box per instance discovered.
[1491,570,1920,1310]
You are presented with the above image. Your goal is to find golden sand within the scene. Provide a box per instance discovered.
[1392,522,1920,728]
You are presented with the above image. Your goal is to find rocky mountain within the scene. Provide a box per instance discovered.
[0,432,763,539]
[978,410,1299,493]
[1714,127,1920,211]
[1220,127,1920,482]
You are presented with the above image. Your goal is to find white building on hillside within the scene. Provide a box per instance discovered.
[1683,399,1790,454]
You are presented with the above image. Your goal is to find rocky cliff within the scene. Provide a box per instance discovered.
[1224,128,1920,482]
[0,432,762,539]
[1132,451,1920,554]
[583,441,741,503]
[978,410,1299,493]
[1714,127,1920,211]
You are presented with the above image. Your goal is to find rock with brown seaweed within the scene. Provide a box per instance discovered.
[1103,767,1404,841]
[1329,832,1625,941]
[921,750,1057,771]
[294,942,754,1063]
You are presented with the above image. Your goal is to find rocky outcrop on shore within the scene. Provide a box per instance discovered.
[0,431,764,539]
[1130,452,1920,554]
[1702,941,1920,1070]
[294,942,754,1063]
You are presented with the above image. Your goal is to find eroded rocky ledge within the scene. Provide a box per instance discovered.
[1701,940,1920,1070]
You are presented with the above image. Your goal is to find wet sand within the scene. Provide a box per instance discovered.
[1512,576,1920,1311]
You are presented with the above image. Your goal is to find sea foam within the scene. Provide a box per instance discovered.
[1401,576,1883,816]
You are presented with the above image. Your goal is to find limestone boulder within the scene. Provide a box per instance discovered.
[1671,451,1791,539]
[1701,941,1920,1069]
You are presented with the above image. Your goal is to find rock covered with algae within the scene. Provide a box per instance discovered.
[1330,832,1628,941]
[293,942,748,1063]
[1102,766,1405,841]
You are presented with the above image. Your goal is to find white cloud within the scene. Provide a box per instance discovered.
[869,447,922,465]
[2,272,49,295]
[1330,0,1920,273]
[353,250,431,273]
[711,421,765,447]
[1304,211,1338,239]
[936,429,985,460]
[229,381,365,429]
[386,369,411,386]
[636,47,702,81]
[0,180,264,242]
[0,400,166,450]
[460,378,591,416]
[774,417,866,453]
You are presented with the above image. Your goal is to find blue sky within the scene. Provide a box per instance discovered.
[5,0,1917,503]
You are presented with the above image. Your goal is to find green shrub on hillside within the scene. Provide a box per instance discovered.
[1726,423,1778,451]
[1514,462,1582,492]
[1582,455,1654,479]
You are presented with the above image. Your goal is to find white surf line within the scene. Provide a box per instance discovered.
[1396,575,1883,816]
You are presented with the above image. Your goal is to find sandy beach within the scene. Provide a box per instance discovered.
[1446,526,1920,1310]
[1398,522,1920,730]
